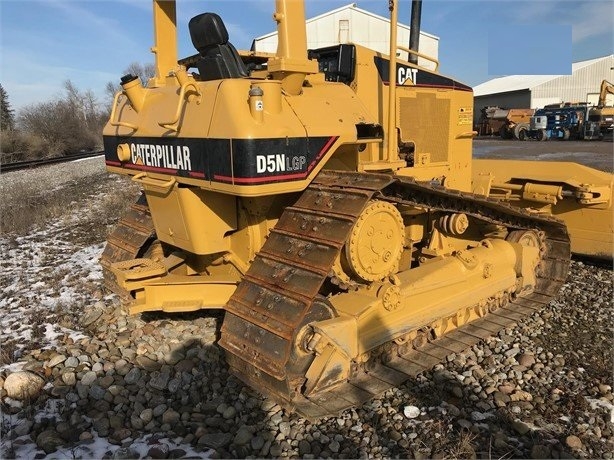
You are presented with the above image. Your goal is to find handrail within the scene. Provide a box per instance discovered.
[396,45,439,72]
[386,0,398,163]
[109,92,138,130]
[158,81,202,133]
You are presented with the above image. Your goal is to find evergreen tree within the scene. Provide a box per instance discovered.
[0,83,15,131]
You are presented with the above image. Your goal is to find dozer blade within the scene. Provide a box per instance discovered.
[473,159,613,259]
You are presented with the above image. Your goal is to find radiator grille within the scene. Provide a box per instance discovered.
[399,93,450,163]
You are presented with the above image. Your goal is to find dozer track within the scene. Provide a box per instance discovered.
[100,193,156,298]
[219,170,570,420]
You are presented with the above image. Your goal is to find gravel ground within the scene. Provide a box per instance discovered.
[0,155,612,459]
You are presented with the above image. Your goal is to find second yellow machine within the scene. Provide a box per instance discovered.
[101,0,610,418]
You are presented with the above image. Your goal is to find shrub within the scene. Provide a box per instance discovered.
[16,80,106,157]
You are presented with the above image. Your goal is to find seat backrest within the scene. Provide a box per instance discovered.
[188,12,248,81]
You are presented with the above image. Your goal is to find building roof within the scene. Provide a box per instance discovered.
[254,2,439,42]
[473,54,613,97]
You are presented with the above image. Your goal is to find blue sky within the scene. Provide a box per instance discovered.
[1,0,612,111]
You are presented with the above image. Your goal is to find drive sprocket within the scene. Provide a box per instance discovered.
[343,200,404,282]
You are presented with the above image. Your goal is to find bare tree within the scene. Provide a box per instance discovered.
[18,80,106,156]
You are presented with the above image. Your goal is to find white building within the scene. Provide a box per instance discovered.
[252,3,439,70]
[473,54,614,122]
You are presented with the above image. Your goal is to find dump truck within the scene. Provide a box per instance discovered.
[101,0,612,419]
[476,106,534,139]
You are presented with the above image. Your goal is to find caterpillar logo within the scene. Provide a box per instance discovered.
[130,143,192,171]
[397,66,418,85]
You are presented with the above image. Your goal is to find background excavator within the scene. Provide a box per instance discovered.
[101,0,611,419]
[587,79,614,140]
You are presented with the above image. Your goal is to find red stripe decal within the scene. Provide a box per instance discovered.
[107,160,204,178]
[214,171,307,184]
[382,81,472,91]
[124,163,178,174]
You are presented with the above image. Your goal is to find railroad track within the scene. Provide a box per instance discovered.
[0,150,104,173]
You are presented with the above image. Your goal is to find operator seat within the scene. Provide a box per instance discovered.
[188,12,248,81]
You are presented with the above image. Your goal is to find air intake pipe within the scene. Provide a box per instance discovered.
[120,74,147,113]
[268,0,318,95]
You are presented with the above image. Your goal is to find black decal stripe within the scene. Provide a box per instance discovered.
[308,135,338,170]
[103,136,339,186]
[374,56,472,92]
[214,136,339,184]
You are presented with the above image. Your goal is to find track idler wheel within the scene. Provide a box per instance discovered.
[506,229,541,248]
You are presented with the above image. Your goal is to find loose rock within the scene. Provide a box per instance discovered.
[4,371,45,401]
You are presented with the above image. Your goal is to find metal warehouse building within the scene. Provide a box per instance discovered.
[473,54,614,124]
[252,3,439,70]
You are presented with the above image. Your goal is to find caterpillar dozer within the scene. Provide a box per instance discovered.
[101,0,611,419]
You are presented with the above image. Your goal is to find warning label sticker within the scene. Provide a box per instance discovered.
[458,107,473,126]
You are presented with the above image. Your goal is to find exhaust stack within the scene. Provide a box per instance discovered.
[408,0,422,65]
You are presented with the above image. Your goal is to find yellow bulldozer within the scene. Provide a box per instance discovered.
[101,0,612,419]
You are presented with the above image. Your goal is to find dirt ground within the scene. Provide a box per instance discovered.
[473,138,613,173]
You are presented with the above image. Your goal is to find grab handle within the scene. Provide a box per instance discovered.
[456,131,477,139]
[158,82,201,133]
[109,92,138,131]
[131,172,176,192]
[395,45,440,72]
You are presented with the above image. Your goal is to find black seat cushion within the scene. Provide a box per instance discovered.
[189,13,229,52]
[189,12,248,80]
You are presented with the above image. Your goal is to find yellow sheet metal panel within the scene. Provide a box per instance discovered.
[144,186,236,255]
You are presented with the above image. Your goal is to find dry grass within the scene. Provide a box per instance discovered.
[0,168,140,370]
[446,429,478,459]
[0,173,139,237]
[0,341,17,366]
[0,130,57,162]
[86,183,142,242]
[1,180,74,235]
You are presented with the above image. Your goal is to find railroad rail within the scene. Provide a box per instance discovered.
[0,150,104,173]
